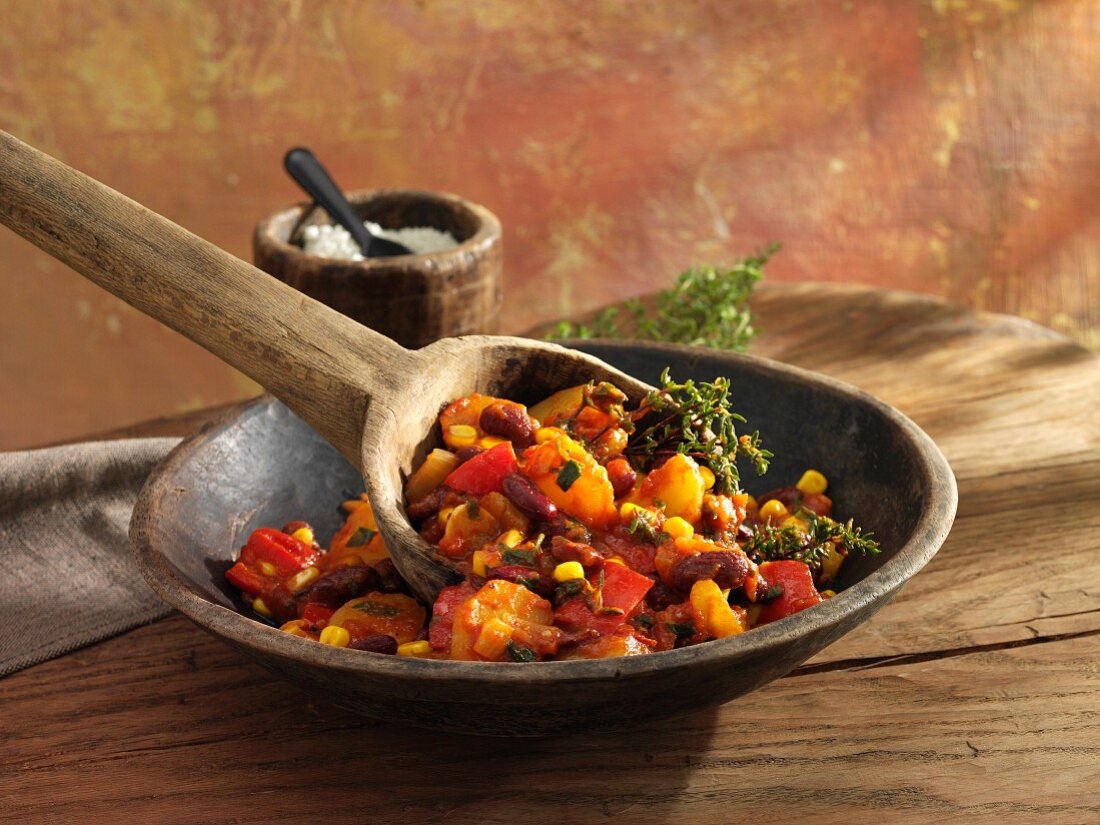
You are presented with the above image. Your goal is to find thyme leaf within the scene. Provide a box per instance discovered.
[346,527,376,548]
[625,369,772,494]
[743,508,881,567]
[547,246,777,349]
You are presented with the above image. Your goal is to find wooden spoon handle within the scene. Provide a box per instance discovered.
[0,130,411,469]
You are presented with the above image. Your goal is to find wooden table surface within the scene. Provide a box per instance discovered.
[2,283,1098,824]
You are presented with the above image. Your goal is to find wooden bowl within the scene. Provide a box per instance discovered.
[253,189,502,348]
[130,341,956,736]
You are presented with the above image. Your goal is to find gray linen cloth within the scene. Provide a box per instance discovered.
[0,438,180,676]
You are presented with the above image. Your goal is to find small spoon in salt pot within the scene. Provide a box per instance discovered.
[283,146,411,258]
[0,130,653,604]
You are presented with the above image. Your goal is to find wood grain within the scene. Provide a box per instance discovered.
[2,283,1097,821]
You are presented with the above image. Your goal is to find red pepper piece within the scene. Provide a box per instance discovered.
[554,563,654,636]
[755,560,823,624]
[238,527,320,578]
[600,562,654,616]
[225,561,266,596]
[443,442,517,496]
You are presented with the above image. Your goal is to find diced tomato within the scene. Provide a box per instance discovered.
[300,602,334,630]
[755,560,823,624]
[443,442,518,495]
[554,564,654,636]
[429,583,478,651]
[238,527,320,577]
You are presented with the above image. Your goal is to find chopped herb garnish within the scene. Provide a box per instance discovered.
[346,526,376,548]
[353,600,401,618]
[667,621,696,638]
[760,584,785,603]
[554,578,588,605]
[626,369,772,494]
[515,574,542,593]
[501,547,538,567]
[465,499,480,519]
[506,640,537,662]
[636,614,655,630]
[627,509,663,544]
[556,460,582,492]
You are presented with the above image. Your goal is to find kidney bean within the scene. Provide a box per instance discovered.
[605,458,637,498]
[550,536,603,568]
[349,634,398,654]
[420,517,445,545]
[502,473,558,521]
[453,445,483,466]
[645,580,681,611]
[406,486,446,520]
[670,551,749,593]
[305,566,380,608]
[373,558,408,593]
[480,402,536,447]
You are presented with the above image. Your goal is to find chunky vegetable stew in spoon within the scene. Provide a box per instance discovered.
[225,372,879,661]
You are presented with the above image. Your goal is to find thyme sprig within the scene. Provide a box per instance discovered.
[547,245,778,350]
[625,369,771,494]
[744,508,881,567]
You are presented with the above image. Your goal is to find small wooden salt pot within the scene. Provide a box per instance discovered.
[253,189,502,348]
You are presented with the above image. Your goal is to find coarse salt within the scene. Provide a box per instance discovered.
[301,221,458,260]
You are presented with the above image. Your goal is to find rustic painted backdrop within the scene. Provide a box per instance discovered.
[1,0,1097,448]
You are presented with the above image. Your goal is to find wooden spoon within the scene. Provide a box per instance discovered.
[0,130,651,602]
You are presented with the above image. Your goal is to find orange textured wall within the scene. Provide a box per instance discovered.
[1,0,1097,448]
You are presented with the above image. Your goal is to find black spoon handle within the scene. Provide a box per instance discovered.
[283,147,387,257]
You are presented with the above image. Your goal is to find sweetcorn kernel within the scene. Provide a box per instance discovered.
[699,466,716,490]
[397,640,432,657]
[471,549,493,578]
[498,529,524,548]
[287,566,320,593]
[619,502,642,522]
[251,596,272,618]
[446,424,478,448]
[290,526,314,545]
[796,469,828,495]
[478,435,508,449]
[553,561,585,582]
[319,625,350,647]
[758,499,789,522]
[663,516,694,540]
